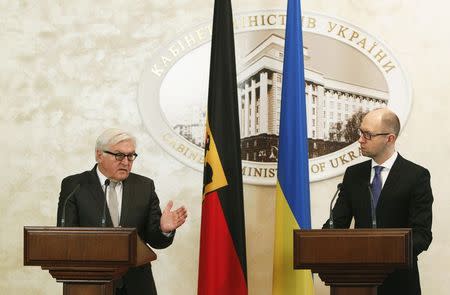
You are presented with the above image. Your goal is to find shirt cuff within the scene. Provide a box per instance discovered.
[161,230,174,237]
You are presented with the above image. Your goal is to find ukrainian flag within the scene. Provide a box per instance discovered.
[272,0,314,294]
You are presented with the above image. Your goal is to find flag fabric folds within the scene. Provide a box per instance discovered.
[272,0,314,294]
[197,0,248,294]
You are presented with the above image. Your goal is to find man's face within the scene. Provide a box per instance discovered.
[97,140,135,181]
[358,114,389,160]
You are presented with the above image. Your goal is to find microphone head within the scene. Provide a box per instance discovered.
[105,179,110,186]
[337,183,343,190]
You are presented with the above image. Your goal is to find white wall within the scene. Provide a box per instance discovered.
[1,1,449,294]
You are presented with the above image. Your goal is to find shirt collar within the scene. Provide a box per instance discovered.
[96,166,122,187]
[371,151,398,170]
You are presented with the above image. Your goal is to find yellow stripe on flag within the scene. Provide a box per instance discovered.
[272,182,313,295]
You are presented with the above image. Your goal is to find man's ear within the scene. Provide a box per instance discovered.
[387,134,396,143]
[95,149,103,162]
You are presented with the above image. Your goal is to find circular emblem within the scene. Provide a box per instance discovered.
[138,10,411,185]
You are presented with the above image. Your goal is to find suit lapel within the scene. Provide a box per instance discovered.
[87,165,113,226]
[358,160,372,186]
[377,154,403,209]
[358,160,373,217]
[120,176,133,225]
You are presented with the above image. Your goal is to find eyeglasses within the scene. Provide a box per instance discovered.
[103,150,138,161]
[358,129,390,140]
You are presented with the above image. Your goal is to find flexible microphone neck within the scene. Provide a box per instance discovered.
[101,179,110,227]
[368,183,377,228]
[60,183,81,227]
[329,183,343,229]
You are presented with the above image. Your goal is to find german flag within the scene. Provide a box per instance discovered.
[197,0,248,294]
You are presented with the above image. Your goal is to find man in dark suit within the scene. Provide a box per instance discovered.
[324,108,433,295]
[57,128,188,295]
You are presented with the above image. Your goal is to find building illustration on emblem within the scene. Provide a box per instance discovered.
[237,34,388,162]
[173,105,206,148]
[172,33,388,162]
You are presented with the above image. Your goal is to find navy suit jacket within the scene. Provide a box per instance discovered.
[57,165,174,295]
[324,154,433,295]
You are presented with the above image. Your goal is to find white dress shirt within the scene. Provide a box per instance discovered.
[97,166,123,221]
[370,151,398,189]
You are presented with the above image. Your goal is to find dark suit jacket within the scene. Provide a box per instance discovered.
[57,165,174,295]
[324,154,433,295]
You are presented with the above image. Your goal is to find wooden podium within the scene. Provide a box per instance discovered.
[293,229,412,295]
[24,226,156,295]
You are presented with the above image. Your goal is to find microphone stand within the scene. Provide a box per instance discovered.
[60,183,81,227]
[368,183,377,228]
[101,179,110,227]
[329,183,343,229]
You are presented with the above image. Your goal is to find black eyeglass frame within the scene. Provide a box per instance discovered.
[358,129,391,140]
[103,150,138,161]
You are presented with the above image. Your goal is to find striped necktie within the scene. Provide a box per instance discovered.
[108,181,119,227]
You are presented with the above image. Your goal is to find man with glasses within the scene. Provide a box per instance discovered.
[57,128,187,295]
[324,108,433,295]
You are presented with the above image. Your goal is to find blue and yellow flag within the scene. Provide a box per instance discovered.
[272,0,314,294]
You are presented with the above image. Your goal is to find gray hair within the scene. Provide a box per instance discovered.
[95,128,136,154]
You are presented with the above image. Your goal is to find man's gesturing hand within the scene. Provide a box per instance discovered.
[160,200,187,233]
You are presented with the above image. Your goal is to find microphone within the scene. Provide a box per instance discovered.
[368,183,377,228]
[60,183,81,227]
[328,183,343,229]
[101,179,110,227]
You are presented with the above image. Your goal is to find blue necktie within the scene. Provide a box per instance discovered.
[371,166,384,207]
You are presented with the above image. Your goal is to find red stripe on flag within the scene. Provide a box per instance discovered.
[198,191,247,295]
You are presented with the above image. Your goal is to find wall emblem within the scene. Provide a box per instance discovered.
[138,10,411,185]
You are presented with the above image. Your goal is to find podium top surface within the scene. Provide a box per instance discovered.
[294,228,412,269]
[24,226,156,267]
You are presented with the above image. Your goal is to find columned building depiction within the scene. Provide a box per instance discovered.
[237,34,388,162]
